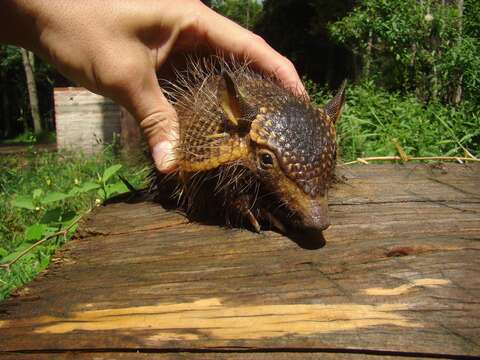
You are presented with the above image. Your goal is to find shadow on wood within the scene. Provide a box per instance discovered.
[1,164,479,359]
[147,173,328,250]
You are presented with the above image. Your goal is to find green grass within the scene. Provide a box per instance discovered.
[307,80,480,161]
[0,130,56,145]
[0,146,148,300]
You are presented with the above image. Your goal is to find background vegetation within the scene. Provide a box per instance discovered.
[0,0,479,299]
[0,147,147,299]
[256,0,479,159]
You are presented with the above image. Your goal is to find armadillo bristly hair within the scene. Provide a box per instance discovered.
[151,56,344,234]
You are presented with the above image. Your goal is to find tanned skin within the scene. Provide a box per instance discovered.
[1,0,304,172]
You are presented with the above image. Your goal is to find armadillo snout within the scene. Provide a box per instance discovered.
[299,204,330,232]
[301,217,330,232]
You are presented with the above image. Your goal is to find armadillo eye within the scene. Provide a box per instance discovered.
[259,153,274,169]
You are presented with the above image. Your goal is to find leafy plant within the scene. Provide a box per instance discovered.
[4,164,127,267]
[330,0,480,105]
[211,0,263,29]
[0,148,146,300]
[306,80,480,162]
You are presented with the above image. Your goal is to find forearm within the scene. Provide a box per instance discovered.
[0,0,304,172]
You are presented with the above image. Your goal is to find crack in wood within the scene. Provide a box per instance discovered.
[1,347,478,359]
[330,199,480,206]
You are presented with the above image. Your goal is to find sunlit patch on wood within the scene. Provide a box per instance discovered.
[17,297,423,339]
[363,278,451,296]
[147,333,201,341]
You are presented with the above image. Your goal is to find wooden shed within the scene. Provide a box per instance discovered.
[54,88,141,153]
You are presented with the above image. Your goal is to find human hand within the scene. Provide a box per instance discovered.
[3,0,304,172]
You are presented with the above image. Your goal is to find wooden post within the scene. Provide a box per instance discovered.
[54,88,121,154]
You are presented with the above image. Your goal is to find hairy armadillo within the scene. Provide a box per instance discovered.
[151,59,345,236]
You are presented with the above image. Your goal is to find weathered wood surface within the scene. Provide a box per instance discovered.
[54,87,121,154]
[1,164,479,359]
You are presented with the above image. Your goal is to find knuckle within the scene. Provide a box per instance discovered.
[252,33,267,45]
[282,57,296,71]
[179,2,204,31]
[140,110,178,139]
[272,57,296,79]
[96,53,144,94]
[286,58,295,69]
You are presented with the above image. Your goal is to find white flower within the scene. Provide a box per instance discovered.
[424,13,434,22]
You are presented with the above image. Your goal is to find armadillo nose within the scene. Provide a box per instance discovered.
[301,199,330,232]
[303,216,330,232]
[316,218,330,231]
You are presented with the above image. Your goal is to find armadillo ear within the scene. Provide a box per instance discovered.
[217,71,255,130]
[218,71,243,127]
[324,80,347,124]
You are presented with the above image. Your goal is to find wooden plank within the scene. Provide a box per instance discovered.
[0,164,479,359]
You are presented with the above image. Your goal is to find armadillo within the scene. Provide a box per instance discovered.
[151,59,345,236]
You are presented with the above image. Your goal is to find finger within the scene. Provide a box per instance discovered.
[194,7,305,95]
[112,63,178,173]
[137,89,178,173]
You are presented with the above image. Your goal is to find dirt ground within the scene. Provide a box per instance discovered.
[0,143,56,155]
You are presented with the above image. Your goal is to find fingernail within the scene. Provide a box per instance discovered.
[152,141,176,173]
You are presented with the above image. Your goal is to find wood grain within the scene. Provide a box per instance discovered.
[1,164,479,359]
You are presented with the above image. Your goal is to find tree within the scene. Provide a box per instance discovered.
[21,48,42,134]
[0,45,26,138]
[211,0,262,30]
[1,45,65,140]
[329,0,480,105]
[255,0,355,87]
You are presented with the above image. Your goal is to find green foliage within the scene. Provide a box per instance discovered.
[211,0,263,29]
[306,80,480,161]
[0,148,147,300]
[465,0,480,39]
[0,45,22,69]
[330,0,480,104]
[0,45,64,139]
[256,0,354,86]
[439,35,480,102]
[1,130,56,145]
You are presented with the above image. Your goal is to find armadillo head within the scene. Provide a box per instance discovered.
[218,72,346,234]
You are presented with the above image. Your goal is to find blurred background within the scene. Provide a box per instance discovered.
[1,0,479,154]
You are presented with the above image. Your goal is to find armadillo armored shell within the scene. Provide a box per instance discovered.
[151,58,346,235]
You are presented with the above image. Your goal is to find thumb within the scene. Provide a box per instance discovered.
[117,69,178,173]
